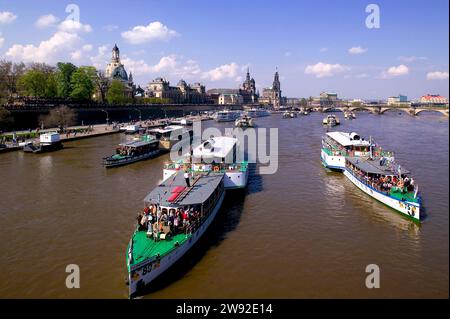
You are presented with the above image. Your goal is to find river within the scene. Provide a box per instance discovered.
[0,111,448,298]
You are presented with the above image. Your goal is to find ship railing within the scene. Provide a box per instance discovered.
[164,162,248,173]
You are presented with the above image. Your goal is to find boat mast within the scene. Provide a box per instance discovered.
[369,136,373,160]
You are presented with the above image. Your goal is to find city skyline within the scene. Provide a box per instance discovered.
[0,0,448,99]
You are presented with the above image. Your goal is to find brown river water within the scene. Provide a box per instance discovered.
[0,111,448,298]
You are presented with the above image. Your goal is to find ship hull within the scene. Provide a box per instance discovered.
[128,191,225,298]
[343,168,420,222]
[103,150,160,168]
[320,149,345,171]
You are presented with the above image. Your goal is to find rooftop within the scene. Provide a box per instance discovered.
[326,132,371,147]
[347,157,410,176]
[144,171,224,207]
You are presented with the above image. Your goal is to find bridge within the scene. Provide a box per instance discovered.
[311,105,449,117]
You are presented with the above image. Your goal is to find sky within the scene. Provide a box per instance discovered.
[0,0,448,100]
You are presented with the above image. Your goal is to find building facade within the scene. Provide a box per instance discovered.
[145,78,208,104]
[419,94,448,105]
[240,68,258,104]
[387,94,408,106]
[259,70,283,108]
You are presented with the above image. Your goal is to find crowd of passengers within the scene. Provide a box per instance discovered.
[136,203,203,241]
[116,145,151,157]
[347,163,416,194]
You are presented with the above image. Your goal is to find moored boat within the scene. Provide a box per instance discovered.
[126,171,225,298]
[147,125,193,152]
[245,108,270,118]
[213,110,241,122]
[282,111,297,118]
[23,132,63,153]
[103,136,160,168]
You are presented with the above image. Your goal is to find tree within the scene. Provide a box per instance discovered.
[70,66,96,101]
[106,79,131,104]
[17,63,57,98]
[0,106,14,131]
[42,106,76,129]
[300,98,308,107]
[93,70,109,103]
[0,60,26,97]
[56,62,77,98]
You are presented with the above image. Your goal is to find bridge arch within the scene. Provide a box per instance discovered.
[322,107,345,113]
[414,108,449,116]
[349,106,374,113]
[379,107,412,115]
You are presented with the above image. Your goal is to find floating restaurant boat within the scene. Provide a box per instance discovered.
[23,132,63,153]
[344,155,421,222]
[321,131,372,171]
[213,110,241,122]
[103,136,160,168]
[126,171,225,298]
[245,107,270,118]
[163,136,249,190]
[123,124,142,134]
[235,114,254,128]
[322,114,340,126]
[147,125,193,152]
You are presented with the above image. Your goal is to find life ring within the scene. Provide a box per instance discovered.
[213,166,220,172]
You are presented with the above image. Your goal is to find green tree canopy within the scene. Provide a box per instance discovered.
[17,68,58,98]
[70,66,96,100]
[56,62,77,98]
[106,79,131,104]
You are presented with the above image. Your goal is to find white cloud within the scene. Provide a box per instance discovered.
[284,51,292,57]
[5,31,81,63]
[103,24,119,32]
[89,45,109,69]
[319,47,328,52]
[398,56,427,63]
[201,62,240,81]
[426,71,449,80]
[35,14,60,28]
[0,11,17,24]
[0,33,4,48]
[121,21,179,44]
[70,44,94,61]
[348,46,368,55]
[58,20,92,33]
[381,64,409,78]
[304,62,348,78]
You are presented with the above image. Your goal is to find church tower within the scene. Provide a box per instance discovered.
[272,69,282,108]
[112,44,120,63]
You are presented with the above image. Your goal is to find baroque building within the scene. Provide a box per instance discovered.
[105,45,135,95]
[145,78,208,104]
[240,68,258,104]
[259,69,284,108]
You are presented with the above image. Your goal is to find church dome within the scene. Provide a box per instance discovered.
[177,79,187,87]
[111,65,128,81]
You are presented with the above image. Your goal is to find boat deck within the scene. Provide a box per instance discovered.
[130,230,191,268]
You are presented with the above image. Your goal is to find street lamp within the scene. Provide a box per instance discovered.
[134,108,142,122]
[101,109,109,125]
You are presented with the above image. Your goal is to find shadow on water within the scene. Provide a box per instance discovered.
[136,190,247,296]
[246,163,263,195]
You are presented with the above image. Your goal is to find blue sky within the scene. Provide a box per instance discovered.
[0,0,448,99]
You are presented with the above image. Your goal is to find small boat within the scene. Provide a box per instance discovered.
[321,131,372,171]
[351,112,356,119]
[126,171,226,298]
[235,115,254,128]
[344,111,356,120]
[147,125,193,152]
[322,114,340,126]
[103,136,160,168]
[23,132,63,153]
[282,111,297,118]
[123,124,142,134]
[213,110,241,122]
[163,136,249,190]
